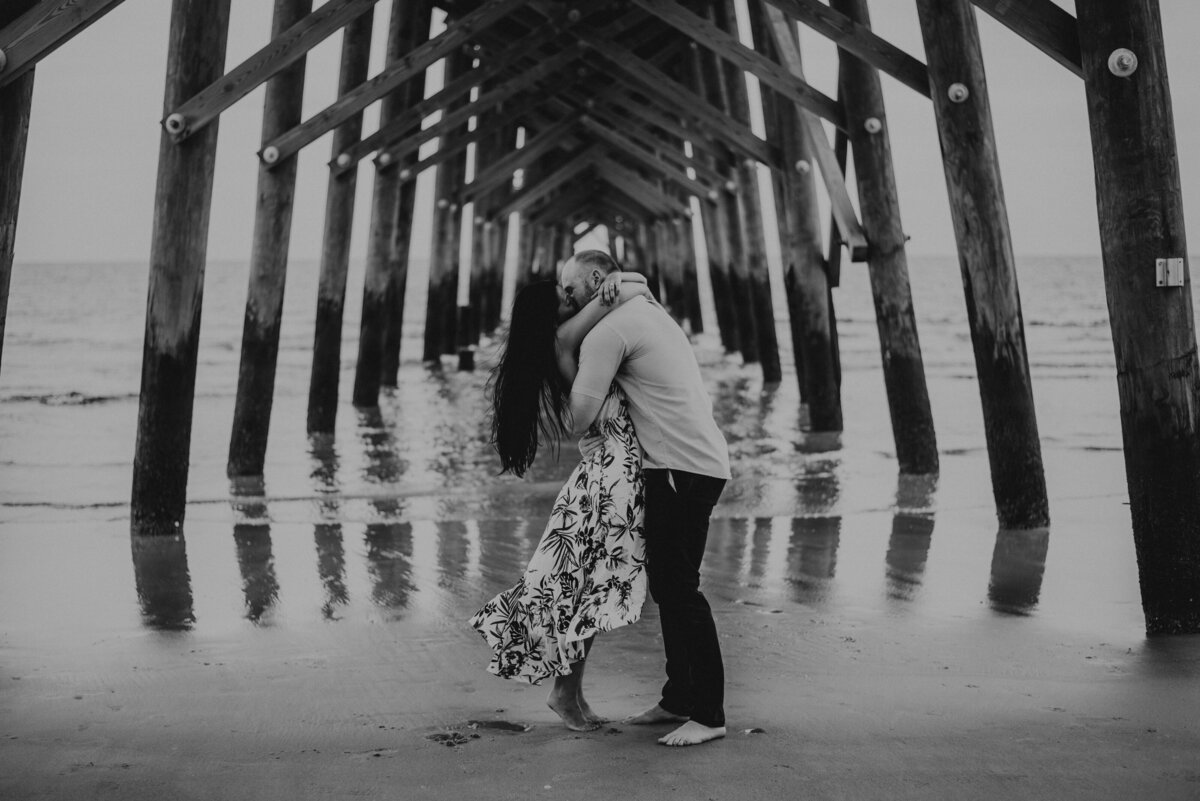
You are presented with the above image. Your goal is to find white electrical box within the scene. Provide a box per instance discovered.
[1156,257,1185,288]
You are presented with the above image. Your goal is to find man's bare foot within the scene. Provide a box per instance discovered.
[658,721,726,747]
[622,704,689,725]
[547,690,600,731]
[577,693,606,725]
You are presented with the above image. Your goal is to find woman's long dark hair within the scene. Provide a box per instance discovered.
[489,281,570,476]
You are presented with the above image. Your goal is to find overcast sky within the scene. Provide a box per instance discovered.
[12,0,1200,264]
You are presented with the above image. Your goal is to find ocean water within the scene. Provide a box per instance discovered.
[0,253,1197,644]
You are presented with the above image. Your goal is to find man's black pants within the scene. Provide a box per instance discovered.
[642,468,727,728]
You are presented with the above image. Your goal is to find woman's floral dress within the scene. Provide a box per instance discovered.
[469,386,646,684]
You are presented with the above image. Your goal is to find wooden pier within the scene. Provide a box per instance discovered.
[0,0,1196,634]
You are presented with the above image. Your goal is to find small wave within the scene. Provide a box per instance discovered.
[1,391,137,406]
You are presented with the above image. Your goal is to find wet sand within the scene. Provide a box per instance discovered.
[3,449,1200,799]
[4,259,1200,797]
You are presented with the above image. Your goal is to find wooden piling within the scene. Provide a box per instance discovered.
[0,0,37,378]
[1077,0,1200,634]
[306,10,374,434]
[684,39,741,352]
[675,215,704,334]
[351,0,432,406]
[423,49,471,364]
[916,0,1048,528]
[227,0,314,478]
[131,0,232,535]
[753,3,840,422]
[712,0,780,383]
[831,0,937,472]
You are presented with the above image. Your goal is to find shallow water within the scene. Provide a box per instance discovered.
[0,255,1197,650]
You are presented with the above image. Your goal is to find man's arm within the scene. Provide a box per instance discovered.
[556,279,650,385]
[568,392,605,438]
[567,322,626,437]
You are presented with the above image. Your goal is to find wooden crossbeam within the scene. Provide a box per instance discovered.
[0,0,126,86]
[553,83,727,188]
[166,0,379,140]
[375,44,588,164]
[600,157,692,217]
[495,145,602,218]
[586,88,726,168]
[524,180,598,226]
[629,0,845,128]
[760,0,930,97]
[378,78,580,186]
[463,113,582,204]
[580,116,713,199]
[583,103,725,189]
[969,0,1082,77]
[577,36,781,169]
[262,0,529,161]
[764,5,867,260]
[329,21,564,171]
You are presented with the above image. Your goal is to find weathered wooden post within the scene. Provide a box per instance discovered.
[380,12,434,389]
[352,0,432,406]
[0,1,39,377]
[423,49,471,364]
[685,39,740,352]
[675,214,704,333]
[131,0,231,535]
[307,10,375,434]
[1077,0,1200,634]
[753,4,840,423]
[227,0,314,478]
[712,0,780,383]
[916,0,1048,529]
[830,0,937,472]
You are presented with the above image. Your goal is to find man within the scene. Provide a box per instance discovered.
[561,249,731,747]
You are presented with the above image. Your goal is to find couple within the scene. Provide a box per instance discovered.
[468,249,731,747]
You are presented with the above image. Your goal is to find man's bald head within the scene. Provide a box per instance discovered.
[559,249,619,315]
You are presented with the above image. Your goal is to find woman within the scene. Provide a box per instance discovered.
[469,270,651,731]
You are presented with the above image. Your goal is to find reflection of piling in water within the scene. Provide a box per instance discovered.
[885,514,935,602]
[988,527,1050,616]
[131,535,195,631]
[787,517,841,606]
[314,523,348,620]
[886,473,938,602]
[365,522,415,612]
[233,524,280,625]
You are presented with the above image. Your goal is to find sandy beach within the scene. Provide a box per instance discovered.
[3,257,1200,798]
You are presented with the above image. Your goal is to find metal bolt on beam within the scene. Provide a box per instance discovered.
[1108,48,1138,77]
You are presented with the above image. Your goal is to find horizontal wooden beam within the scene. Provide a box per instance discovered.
[375,44,588,163]
[166,0,379,140]
[463,112,582,204]
[599,157,692,217]
[760,0,930,97]
[764,5,867,259]
[580,100,725,188]
[495,145,602,218]
[0,0,126,86]
[577,36,781,169]
[969,0,1082,77]
[629,0,845,128]
[328,21,563,171]
[580,115,713,199]
[262,0,529,161]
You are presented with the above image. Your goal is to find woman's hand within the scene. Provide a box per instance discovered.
[599,271,623,306]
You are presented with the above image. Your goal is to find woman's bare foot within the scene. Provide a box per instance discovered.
[658,721,726,747]
[622,704,689,725]
[547,689,600,731]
